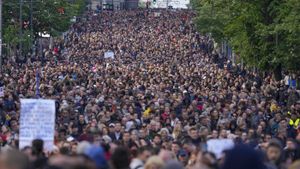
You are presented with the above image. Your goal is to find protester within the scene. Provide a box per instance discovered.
[0,7,300,169]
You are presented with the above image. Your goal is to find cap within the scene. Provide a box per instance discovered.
[67,136,75,142]
[178,150,188,157]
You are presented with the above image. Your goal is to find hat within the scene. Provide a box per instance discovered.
[109,123,115,127]
[159,128,170,135]
[77,141,91,154]
[102,135,112,143]
[84,145,107,169]
[178,150,188,157]
[66,136,75,142]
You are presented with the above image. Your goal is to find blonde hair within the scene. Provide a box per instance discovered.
[289,160,300,169]
[172,123,182,140]
[144,156,165,169]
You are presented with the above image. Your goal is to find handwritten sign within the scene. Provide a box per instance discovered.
[19,99,56,151]
[207,139,234,159]
[104,51,115,59]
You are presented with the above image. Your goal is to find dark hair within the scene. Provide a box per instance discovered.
[222,145,266,169]
[172,141,181,147]
[268,139,282,150]
[189,127,197,132]
[123,131,130,135]
[60,147,70,155]
[32,139,44,156]
[137,146,151,155]
[154,134,161,139]
[110,146,131,169]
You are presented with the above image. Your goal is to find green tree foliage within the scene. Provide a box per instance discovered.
[192,0,300,77]
[2,0,87,54]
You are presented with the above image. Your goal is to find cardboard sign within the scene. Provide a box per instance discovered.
[19,99,56,151]
[104,51,115,59]
[0,86,4,97]
[207,139,234,159]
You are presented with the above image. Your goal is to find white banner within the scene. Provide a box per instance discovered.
[139,0,190,9]
[0,86,4,97]
[207,139,234,159]
[19,99,56,151]
[104,51,115,59]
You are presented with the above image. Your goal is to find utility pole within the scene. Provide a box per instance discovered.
[166,0,169,8]
[0,0,2,72]
[19,0,23,62]
[30,0,33,48]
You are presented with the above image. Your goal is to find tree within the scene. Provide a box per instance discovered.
[2,0,87,57]
[192,0,300,80]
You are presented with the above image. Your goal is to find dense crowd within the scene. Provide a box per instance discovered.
[0,9,300,169]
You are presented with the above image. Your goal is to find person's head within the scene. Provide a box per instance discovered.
[109,124,115,133]
[275,113,281,122]
[1,125,9,133]
[115,123,122,132]
[221,145,265,169]
[137,146,152,162]
[144,156,165,169]
[10,120,18,132]
[159,128,169,139]
[123,131,131,142]
[79,114,85,123]
[139,129,146,139]
[266,139,282,163]
[177,150,188,164]
[131,130,139,141]
[102,127,109,135]
[31,139,44,156]
[199,126,209,138]
[189,128,199,140]
[0,149,30,169]
[110,147,131,169]
[286,139,296,150]
[288,160,300,169]
[153,135,162,145]
[171,141,181,155]
[200,151,218,169]
[219,129,227,139]
[264,134,272,142]
[71,125,79,134]
[256,125,263,133]
[163,160,184,169]
[212,130,218,139]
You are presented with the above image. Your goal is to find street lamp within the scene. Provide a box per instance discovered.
[0,0,2,71]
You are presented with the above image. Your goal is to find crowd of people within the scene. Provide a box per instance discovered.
[0,8,300,169]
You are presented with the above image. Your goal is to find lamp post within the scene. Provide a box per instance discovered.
[19,0,23,61]
[30,0,33,46]
[0,0,2,71]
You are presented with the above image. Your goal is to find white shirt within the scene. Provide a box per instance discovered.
[130,158,144,169]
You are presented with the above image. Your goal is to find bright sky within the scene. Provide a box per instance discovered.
[139,0,190,9]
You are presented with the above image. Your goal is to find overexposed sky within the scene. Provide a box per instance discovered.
[139,0,190,9]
